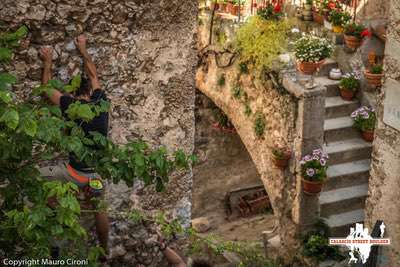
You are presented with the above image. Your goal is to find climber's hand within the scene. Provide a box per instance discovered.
[40,47,53,65]
[75,34,87,54]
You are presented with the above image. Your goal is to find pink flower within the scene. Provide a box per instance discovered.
[306,168,315,177]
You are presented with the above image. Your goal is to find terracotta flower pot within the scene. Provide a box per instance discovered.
[361,130,374,142]
[312,11,324,25]
[220,3,227,12]
[210,2,219,10]
[339,87,356,101]
[344,34,362,49]
[302,179,324,195]
[226,2,233,13]
[332,25,344,33]
[364,71,384,88]
[297,60,325,75]
[272,152,291,170]
[231,5,239,16]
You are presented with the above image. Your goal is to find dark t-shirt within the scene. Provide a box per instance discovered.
[60,89,109,171]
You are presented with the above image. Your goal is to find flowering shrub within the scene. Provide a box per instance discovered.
[257,3,283,20]
[339,72,360,91]
[300,149,328,182]
[329,10,351,26]
[344,23,371,39]
[351,106,376,131]
[294,34,333,63]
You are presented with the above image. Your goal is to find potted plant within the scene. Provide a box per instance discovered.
[339,72,360,101]
[330,10,351,33]
[257,2,283,20]
[220,0,228,12]
[303,0,313,21]
[231,0,245,16]
[351,106,376,142]
[271,146,291,169]
[344,23,371,49]
[364,64,384,88]
[210,0,220,11]
[312,1,325,25]
[300,149,328,194]
[294,34,334,75]
[212,108,235,132]
[226,0,234,13]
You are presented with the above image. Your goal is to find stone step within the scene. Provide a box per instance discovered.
[316,58,339,77]
[320,184,368,217]
[324,116,360,143]
[315,77,341,97]
[323,209,365,237]
[324,159,371,191]
[324,138,372,165]
[325,96,359,119]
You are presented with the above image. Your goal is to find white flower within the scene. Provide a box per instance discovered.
[291,28,300,33]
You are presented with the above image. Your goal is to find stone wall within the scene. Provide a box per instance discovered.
[1,0,197,265]
[365,0,400,265]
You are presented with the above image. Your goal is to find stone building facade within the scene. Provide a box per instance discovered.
[365,0,400,265]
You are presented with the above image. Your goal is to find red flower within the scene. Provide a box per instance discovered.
[274,3,281,13]
[361,29,372,38]
[328,1,336,9]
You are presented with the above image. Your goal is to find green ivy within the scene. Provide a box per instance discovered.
[231,85,243,99]
[217,74,226,87]
[244,102,252,116]
[254,114,266,138]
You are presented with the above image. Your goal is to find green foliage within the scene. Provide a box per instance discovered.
[339,74,360,92]
[238,62,249,74]
[371,65,383,74]
[253,114,266,138]
[235,16,291,71]
[0,26,194,263]
[302,220,345,262]
[244,102,252,116]
[272,147,290,160]
[257,4,283,21]
[213,107,233,129]
[231,85,243,99]
[329,10,351,26]
[344,23,366,38]
[217,74,226,86]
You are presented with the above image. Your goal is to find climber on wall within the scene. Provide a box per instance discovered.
[39,35,110,255]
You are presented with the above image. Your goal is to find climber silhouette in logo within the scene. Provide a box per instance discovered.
[39,35,110,257]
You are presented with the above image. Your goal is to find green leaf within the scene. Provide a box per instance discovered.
[0,108,19,129]
[0,73,17,84]
[0,47,12,62]
[19,116,37,137]
[0,91,12,103]
[63,84,75,93]
[71,75,81,89]
[48,79,64,89]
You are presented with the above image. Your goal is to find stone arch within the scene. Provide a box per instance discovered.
[196,52,301,257]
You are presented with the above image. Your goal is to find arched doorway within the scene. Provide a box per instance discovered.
[192,90,275,241]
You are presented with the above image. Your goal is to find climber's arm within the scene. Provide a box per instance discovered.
[163,247,187,267]
[75,35,101,90]
[40,47,63,106]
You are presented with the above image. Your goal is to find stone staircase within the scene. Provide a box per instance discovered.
[315,77,372,236]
